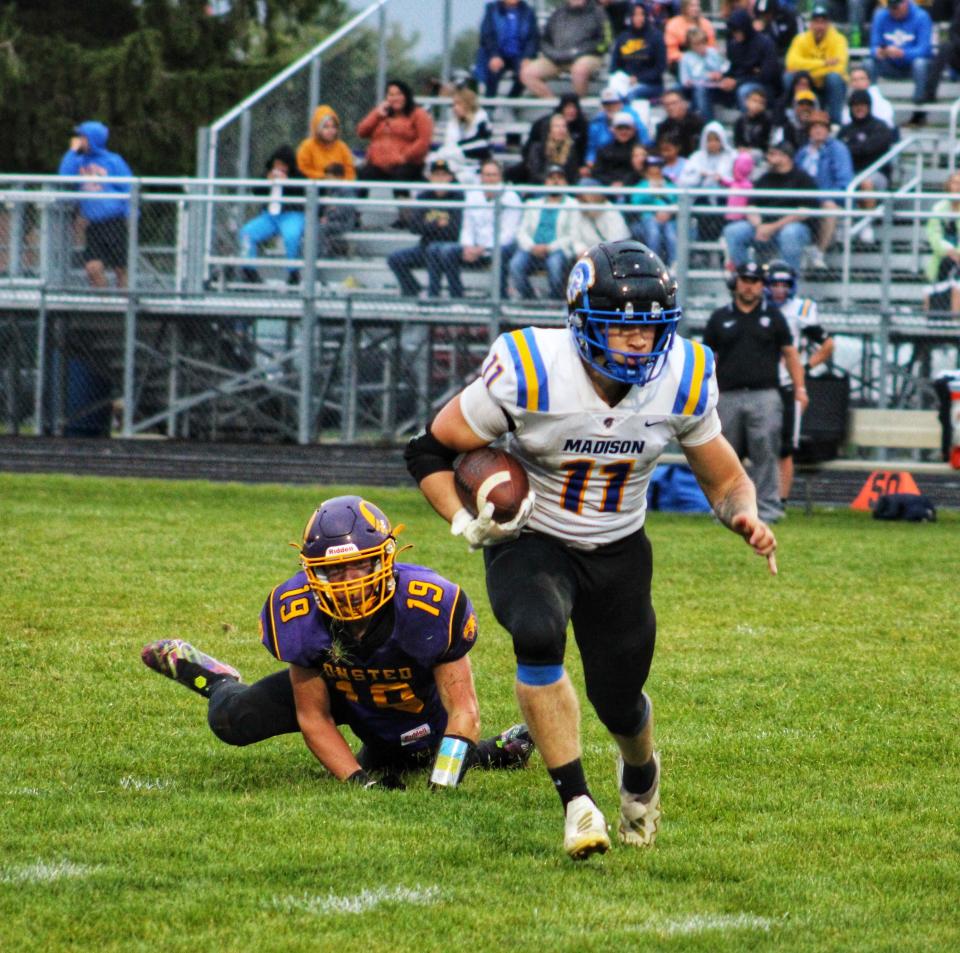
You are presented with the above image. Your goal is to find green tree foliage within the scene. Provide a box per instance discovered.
[0,0,345,175]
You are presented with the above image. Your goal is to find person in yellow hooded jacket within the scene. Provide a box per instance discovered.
[296,105,357,181]
[784,5,848,124]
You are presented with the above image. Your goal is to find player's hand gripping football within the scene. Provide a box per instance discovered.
[731,513,778,576]
[450,490,535,551]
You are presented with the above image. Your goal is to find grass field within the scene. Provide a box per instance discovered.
[1,472,958,953]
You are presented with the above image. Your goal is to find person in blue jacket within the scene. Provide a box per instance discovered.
[609,1,667,102]
[57,120,133,288]
[795,110,853,268]
[864,0,933,125]
[476,0,540,97]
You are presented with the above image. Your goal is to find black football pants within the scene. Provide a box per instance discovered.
[483,526,656,737]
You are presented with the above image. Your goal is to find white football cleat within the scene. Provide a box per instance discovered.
[563,795,610,860]
[617,753,661,848]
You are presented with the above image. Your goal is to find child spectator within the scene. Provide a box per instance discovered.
[733,88,774,159]
[664,0,717,75]
[721,151,755,223]
[679,26,728,121]
[628,155,678,267]
[296,106,356,181]
[656,132,687,184]
[238,145,305,285]
[624,142,649,186]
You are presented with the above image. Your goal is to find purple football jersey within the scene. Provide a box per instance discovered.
[259,563,478,752]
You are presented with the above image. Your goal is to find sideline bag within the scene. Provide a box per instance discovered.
[646,464,711,513]
[872,493,937,522]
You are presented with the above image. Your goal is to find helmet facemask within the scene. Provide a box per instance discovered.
[300,540,398,622]
[567,241,681,387]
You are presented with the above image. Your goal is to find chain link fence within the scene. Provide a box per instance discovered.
[3,171,960,446]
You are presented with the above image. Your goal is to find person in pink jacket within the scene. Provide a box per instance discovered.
[356,79,434,186]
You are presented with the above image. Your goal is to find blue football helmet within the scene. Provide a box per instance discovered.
[566,240,681,386]
[298,496,403,622]
[763,259,797,304]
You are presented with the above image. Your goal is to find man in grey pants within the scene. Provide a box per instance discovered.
[703,261,807,522]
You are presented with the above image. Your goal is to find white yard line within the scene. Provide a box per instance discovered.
[627,913,783,937]
[269,884,441,915]
[0,861,99,884]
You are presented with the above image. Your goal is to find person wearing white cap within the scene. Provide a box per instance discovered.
[591,111,641,187]
[583,88,650,174]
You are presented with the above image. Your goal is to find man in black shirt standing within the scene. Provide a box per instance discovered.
[721,141,817,274]
[703,261,807,522]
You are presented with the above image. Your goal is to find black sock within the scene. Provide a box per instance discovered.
[548,758,591,808]
[621,757,657,797]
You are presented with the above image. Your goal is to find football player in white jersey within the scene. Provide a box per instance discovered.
[405,240,778,860]
[764,260,835,505]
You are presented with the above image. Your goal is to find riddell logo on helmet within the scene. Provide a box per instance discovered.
[325,543,360,556]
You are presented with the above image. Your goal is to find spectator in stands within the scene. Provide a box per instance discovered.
[679,121,736,240]
[679,26,729,120]
[296,106,356,182]
[434,87,493,183]
[655,131,687,183]
[526,112,583,184]
[584,88,651,172]
[654,88,705,157]
[838,89,896,245]
[924,171,960,318]
[388,159,463,298]
[508,165,579,299]
[734,87,774,157]
[425,158,522,298]
[785,5,849,124]
[597,0,632,32]
[521,0,611,99]
[646,0,680,31]
[721,151,755,228]
[523,93,590,168]
[840,64,896,129]
[864,0,934,126]
[570,178,631,256]
[476,0,540,97]
[627,155,678,267]
[796,110,852,267]
[57,120,132,288]
[722,140,818,273]
[715,8,781,110]
[624,142,650,186]
[609,1,667,102]
[754,0,802,58]
[356,79,434,187]
[592,111,644,186]
[930,1,960,106]
[237,145,305,285]
[664,0,717,76]
[315,163,358,262]
[779,87,818,150]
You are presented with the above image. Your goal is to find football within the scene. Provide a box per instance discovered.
[454,447,530,522]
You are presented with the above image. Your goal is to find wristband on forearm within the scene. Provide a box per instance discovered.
[428,734,476,788]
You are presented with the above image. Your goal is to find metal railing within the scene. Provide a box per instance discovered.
[3,174,960,445]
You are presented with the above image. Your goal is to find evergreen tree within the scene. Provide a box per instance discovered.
[0,0,345,174]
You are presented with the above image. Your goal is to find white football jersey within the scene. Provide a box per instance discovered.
[777,296,819,387]
[459,327,720,549]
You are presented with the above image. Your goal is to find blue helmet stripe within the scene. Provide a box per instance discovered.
[521,327,550,412]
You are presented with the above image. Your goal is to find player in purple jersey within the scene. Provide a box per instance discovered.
[142,496,533,788]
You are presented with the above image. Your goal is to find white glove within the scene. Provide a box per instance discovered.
[450,491,535,551]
